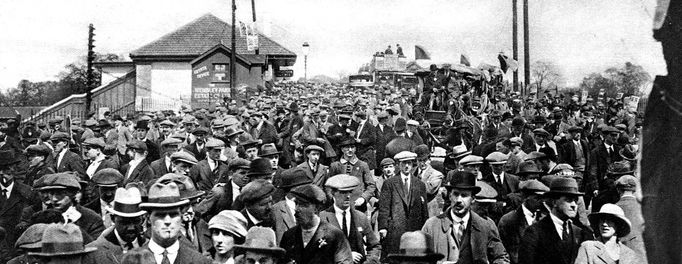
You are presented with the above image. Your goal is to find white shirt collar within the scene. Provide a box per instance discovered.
[63,205,82,223]
[114,228,140,251]
[493,171,505,183]
[148,239,180,264]
[549,212,568,238]
[521,204,534,226]
[285,195,296,216]
[1,182,14,198]
[165,156,172,169]
[232,182,241,202]
[450,210,470,226]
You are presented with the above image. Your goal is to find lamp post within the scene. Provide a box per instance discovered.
[302,42,310,83]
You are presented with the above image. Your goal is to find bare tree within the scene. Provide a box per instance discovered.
[531,60,561,94]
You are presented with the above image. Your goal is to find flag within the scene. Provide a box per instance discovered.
[460,54,471,66]
[498,53,518,73]
[415,45,431,60]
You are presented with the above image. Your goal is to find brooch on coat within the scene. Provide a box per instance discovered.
[318,238,328,248]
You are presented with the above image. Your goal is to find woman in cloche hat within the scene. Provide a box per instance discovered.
[574,203,643,264]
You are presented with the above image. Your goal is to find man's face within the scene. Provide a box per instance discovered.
[45,189,74,212]
[134,128,148,140]
[449,188,474,217]
[85,146,100,159]
[307,151,321,164]
[496,142,510,154]
[149,208,183,245]
[231,168,249,187]
[173,161,192,175]
[184,123,196,133]
[164,145,179,156]
[534,133,547,145]
[490,164,505,175]
[114,216,144,243]
[294,199,317,228]
[244,251,276,264]
[208,147,222,161]
[52,140,67,153]
[570,131,581,140]
[604,132,619,145]
[332,189,353,210]
[0,165,15,185]
[195,133,208,143]
[342,145,356,158]
[249,117,260,126]
[398,160,414,175]
[552,195,579,220]
[462,164,480,175]
[245,147,259,160]
[211,229,236,255]
[99,186,117,203]
[266,155,279,169]
[246,196,273,220]
[159,125,172,135]
[382,164,395,177]
[408,125,418,133]
[417,157,428,170]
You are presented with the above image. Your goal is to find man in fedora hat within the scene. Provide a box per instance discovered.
[378,151,429,260]
[86,187,148,264]
[84,168,124,228]
[329,138,376,212]
[519,177,593,264]
[40,173,104,239]
[260,143,285,182]
[235,227,286,264]
[0,150,40,262]
[29,223,98,264]
[190,138,229,192]
[321,174,381,264]
[132,120,160,163]
[422,170,509,263]
[272,167,312,244]
[49,132,86,179]
[140,181,211,264]
[296,144,329,188]
[280,184,353,264]
[238,179,275,229]
[151,138,182,177]
[385,231,444,264]
[498,180,549,264]
[121,140,155,186]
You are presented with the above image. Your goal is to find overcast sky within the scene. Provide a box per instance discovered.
[0,0,665,90]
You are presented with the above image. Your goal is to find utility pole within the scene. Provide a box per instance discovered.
[86,24,96,114]
[523,0,530,97]
[512,0,519,93]
[230,0,237,100]
[251,0,259,55]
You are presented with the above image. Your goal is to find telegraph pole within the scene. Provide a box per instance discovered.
[512,0,519,93]
[230,0,237,100]
[251,0,259,55]
[86,24,96,113]
[523,0,530,96]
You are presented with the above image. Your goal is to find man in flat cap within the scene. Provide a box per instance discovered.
[24,144,55,186]
[190,138,229,192]
[184,127,210,161]
[248,112,279,145]
[140,182,211,264]
[156,119,176,146]
[614,175,646,260]
[484,151,520,199]
[422,171,509,263]
[195,158,250,220]
[272,167,312,244]
[41,173,105,239]
[322,174,381,264]
[83,168,124,228]
[498,180,549,264]
[0,150,40,262]
[87,187,148,264]
[378,151,429,260]
[49,132,86,179]
[296,144,329,188]
[83,138,117,179]
[7,223,47,264]
[121,140,154,186]
[326,114,353,157]
[151,138,182,177]
[329,138,376,212]
[280,184,353,264]
[374,112,396,175]
[169,151,198,176]
[239,179,275,229]
[133,120,161,163]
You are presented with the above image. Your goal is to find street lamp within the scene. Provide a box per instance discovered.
[302,42,310,83]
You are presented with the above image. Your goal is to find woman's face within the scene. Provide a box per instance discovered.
[211,229,236,255]
[599,219,617,239]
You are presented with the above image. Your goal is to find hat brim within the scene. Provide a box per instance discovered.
[29,247,97,257]
[588,213,631,237]
[443,184,481,194]
[259,151,281,157]
[544,190,584,197]
[139,199,189,209]
[106,207,147,218]
[486,161,507,165]
[451,151,472,160]
[234,245,286,257]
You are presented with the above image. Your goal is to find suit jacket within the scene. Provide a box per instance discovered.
[86,229,147,264]
[74,205,106,239]
[195,180,236,221]
[144,139,161,164]
[587,144,622,192]
[421,209,509,264]
[329,159,376,202]
[184,141,207,161]
[189,159,229,191]
[273,200,296,245]
[483,172,520,198]
[320,207,381,264]
[559,139,590,170]
[240,208,274,230]
[0,182,40,259]
[574,240,642,264]
[498,206,531,264]
[296,161,330,188]
[251,120,279,145]
[150,157,172,177]
[350,121,376,156]
[143,241,211,264]
[377,174,429,256]
[616,196,647,261]
[518,214,594,264]
[280,221,353,264]
[121,159,155,186]
[416,165,444,217]
[52,149,86,179]
[373,124,396,166]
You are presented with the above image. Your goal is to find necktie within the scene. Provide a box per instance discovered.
[342,211,348,236]
[562,220,572,241]
[0,189,6,209]
[125,242,134,251]
[403,178,409,194]
[454,220,465,245]
[161,249,171,264]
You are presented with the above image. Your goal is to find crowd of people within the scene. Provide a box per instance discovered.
[0,72,645,264]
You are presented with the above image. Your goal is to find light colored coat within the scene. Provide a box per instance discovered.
[417,164,444,217]
[574,240,642,264]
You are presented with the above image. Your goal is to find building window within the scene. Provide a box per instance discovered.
[214,73,227,81]
[214,64,228,72]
